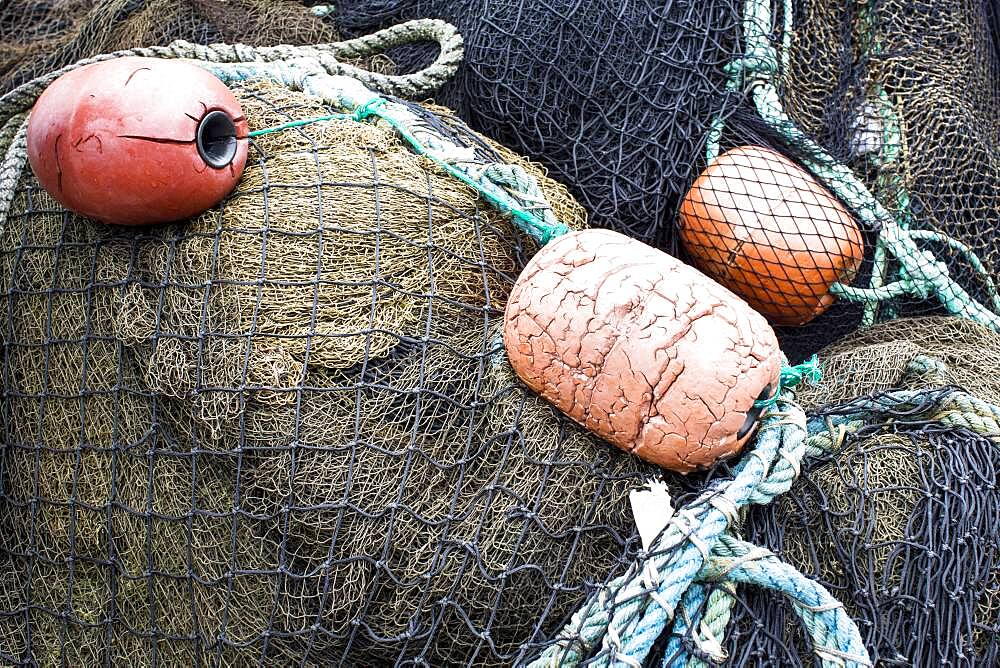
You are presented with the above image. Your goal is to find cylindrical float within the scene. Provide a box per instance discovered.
[504,228,783,473]
[678,146,864,326]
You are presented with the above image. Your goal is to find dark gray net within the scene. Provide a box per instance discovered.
[331,0,1000,361]
[710,317,1000,666]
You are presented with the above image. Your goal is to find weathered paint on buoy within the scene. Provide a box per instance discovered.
[27,57,248,226]
[504,228,782,473]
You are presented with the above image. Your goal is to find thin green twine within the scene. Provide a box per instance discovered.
[754,355,822,409]
[245,93,568,244]
[247,97,387,138]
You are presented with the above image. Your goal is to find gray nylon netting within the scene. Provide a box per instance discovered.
[332,0,1000,361]
[2,1,1000,666]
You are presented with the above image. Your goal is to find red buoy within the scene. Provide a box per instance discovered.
[27,57,248,226]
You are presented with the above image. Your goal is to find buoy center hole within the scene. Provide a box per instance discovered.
[196,110,237,168]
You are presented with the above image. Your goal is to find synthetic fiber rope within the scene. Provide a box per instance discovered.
[3,13,998,668]
[727,0,1000,331]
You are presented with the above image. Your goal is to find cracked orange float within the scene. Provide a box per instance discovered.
[27,57,248,226]
[503,229,782,473]
[678,146,864,326]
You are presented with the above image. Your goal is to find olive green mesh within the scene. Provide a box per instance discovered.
[0,79,665,665]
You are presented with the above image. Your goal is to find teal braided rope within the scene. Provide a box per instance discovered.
[528,389,809,668]
[530,382,1000,667]
[856,1,911,327]
[665,537,871,668]
[0,19,464,118]
[663,582,733,668]
[755,355,821,410]
[701,536,871,667]
[197,59,567,245]
[0,21,467,233]
[0,115,28,232]
[719,0,1000,331]
[666,586,705,668]
[681,584,735,668]
[602,402,807,666]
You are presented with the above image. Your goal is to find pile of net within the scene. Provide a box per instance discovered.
[0,70,673,665]
[4,3,1000,667]
[0,0,384,95]
[332,0,1000,360]
[714,316,1000,666]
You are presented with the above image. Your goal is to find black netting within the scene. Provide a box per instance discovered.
[731,417,1000,666]
[683,316,1000,667]
[332,0,1000,362]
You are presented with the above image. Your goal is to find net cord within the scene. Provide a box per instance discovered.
[712,0,1000,332]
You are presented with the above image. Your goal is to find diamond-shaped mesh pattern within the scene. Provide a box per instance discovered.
[3,1,1000,666]
[334,0,1000,361]
[0,80,664,665]
[678,146,864,326]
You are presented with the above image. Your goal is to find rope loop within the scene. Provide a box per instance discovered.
[0,21,569,248]
[708,0,1000,333]
[0,18,463,121]
[529,382,1000,668]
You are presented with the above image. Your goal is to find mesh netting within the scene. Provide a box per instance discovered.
[0,0,390,95]
[332,0,1000,360]
[0,79,671,665]
[3,2,1000,666]
[716,317,1000,666]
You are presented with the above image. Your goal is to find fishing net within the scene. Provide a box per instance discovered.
[332,0,1000,361]
[716,317,1000,666]
[0,52,676,664]
[0,0,381,95]
[3,4,1000,667]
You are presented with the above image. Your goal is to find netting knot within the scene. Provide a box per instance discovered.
[754,355,822,409]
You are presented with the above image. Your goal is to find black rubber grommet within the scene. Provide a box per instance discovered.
[737,383,775,441]
[196,110,238,169]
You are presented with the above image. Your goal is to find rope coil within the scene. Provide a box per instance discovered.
[0,18,463,121]
[529,382,1000,668]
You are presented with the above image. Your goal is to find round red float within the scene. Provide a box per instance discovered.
[27,56,248,226]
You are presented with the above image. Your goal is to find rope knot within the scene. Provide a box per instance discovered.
[352,96,387,122]
[754,355,822,409]
[723,45,779,87]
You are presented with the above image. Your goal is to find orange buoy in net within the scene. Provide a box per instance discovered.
[27,57,248,226]
[503,229,782,473]
[678,146,864,326]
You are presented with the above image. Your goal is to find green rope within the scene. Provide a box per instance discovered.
[246,97,388,137]
[198,59,568,245]
[754,355,822,409]
[708,0,1000,333]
